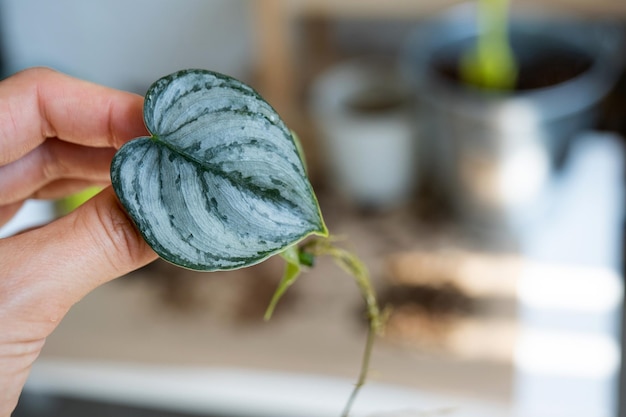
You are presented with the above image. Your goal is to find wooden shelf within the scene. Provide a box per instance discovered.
[252,0,626,128]
[285,0,626,18]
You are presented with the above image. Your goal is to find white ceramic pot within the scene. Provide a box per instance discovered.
[311,58,419,211]
[401,4,625,231]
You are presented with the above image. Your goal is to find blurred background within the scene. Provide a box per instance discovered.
[3,0,626,416]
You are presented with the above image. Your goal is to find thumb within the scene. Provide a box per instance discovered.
[0,187,156,417]
[1,187,157,317]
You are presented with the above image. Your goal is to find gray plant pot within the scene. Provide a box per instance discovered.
[402,5,625,232]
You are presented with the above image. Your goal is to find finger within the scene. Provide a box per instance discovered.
[0,201,23,228]
[0,187,156,417]
[0,138,115,204]
[31,179,110,201]
[0,187,157,318]
[0,181,110,232]
[0,67,147,165]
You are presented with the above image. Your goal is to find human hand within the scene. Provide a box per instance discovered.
[0,67,157,416]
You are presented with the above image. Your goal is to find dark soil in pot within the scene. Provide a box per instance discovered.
[432,34,594,92]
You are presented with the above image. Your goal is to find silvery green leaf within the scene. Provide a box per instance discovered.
[111,69,327,271]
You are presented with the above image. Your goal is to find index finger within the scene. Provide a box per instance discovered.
[0,67,148,165]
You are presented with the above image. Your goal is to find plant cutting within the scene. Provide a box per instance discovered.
[110,68,383,417]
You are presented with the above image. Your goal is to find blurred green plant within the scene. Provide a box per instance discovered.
[56,186,101,214]
[460,0,518,90]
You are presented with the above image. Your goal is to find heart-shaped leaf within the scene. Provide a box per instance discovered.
[111,69,327,271]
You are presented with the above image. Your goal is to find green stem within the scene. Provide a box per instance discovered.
[341,320,377,417]
[264,246,302,321]
[302,238,383,416]
[267,236,383,417]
